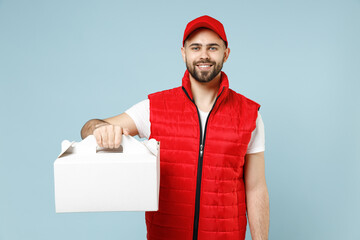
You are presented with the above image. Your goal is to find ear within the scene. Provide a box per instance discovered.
[181,47,186,63]
[223,47,230,63]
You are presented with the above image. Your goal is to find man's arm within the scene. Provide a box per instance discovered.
[244,151,269,240]
[80,113,138,148]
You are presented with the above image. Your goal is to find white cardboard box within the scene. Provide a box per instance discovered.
[54,135,160,213]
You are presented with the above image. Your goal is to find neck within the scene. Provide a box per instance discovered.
[189,72,221,112]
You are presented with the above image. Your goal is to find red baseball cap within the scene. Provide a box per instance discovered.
[183,15,228,47]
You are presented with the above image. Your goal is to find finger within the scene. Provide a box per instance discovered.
[94,128,103,147]
[114,126,122,148]
[102,126,109,148]
[108,125,115,149]
[123,128,130,136]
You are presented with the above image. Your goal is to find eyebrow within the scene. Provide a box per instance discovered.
[188,43,221,47]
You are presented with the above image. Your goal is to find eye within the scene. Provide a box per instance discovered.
[192,47,200,51]
[209,47,218,51]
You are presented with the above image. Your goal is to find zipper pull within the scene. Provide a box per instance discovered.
[200,144,204,157]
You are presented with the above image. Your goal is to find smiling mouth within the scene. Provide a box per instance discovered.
[196,64,213,70]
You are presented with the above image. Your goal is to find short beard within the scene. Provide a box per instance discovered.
[186,59,223,83]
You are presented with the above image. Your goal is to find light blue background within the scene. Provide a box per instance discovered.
[1,0,359,239]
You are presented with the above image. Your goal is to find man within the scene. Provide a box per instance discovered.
[81,15,269,240]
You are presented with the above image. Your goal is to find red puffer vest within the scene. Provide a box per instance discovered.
[146,70,260,240]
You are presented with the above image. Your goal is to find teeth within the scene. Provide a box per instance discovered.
[198,65,211,68]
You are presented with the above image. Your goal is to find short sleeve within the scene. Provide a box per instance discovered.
[125,99,151,139]
[246,112,265,154]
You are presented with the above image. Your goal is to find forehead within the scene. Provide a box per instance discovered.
[185,28,224,46]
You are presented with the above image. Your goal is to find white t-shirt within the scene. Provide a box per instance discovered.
[125,99,265,154]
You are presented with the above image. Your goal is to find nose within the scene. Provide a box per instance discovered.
[199,48,210,60]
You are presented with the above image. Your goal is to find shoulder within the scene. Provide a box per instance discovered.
[228,89,261,110]
[148,86,185,110]
[148,86,183,99]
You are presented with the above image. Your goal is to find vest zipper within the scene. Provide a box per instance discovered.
[182,86,225,240]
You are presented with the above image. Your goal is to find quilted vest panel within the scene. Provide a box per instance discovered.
[146,71,260,240]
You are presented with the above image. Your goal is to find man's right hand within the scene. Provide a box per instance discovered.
[93,123,130,149]
[81,113,138,147]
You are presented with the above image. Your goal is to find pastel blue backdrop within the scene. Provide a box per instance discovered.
[0,0,359,239]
